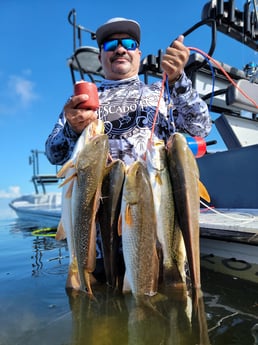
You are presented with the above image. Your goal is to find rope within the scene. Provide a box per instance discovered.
[188,46,258,109]
[150,72,167,143]
[200,200,256,225]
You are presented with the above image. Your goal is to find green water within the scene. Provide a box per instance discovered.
[0,218,257,345]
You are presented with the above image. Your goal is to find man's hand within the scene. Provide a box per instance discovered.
[64,95,98,134]
[161,35,190,85]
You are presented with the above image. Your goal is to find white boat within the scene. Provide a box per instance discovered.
[191,54,258,283]
[9,192,62,228]
[199,208,258,284]
[179,4,258,284]
[9,150,62,228]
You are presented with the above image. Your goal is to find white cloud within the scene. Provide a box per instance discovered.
[0,186,21,199]
[0,72,39,118]
[8,75,38,106]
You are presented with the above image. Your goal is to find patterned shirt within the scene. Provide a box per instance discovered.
[45,72,211,165]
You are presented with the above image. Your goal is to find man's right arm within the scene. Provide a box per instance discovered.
[45,94,98,166]
[45,111,80,165]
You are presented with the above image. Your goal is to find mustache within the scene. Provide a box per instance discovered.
[110,53,132,63]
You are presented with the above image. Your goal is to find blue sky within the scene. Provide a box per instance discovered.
[1,0,257,206]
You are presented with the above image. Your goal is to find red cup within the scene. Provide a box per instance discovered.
[74,81,99,110]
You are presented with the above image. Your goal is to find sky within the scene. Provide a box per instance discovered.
[1,0,257,209]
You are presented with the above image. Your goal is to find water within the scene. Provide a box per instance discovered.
[0,216,257,345]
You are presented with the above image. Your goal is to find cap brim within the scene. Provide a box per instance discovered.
[96,20,140,46]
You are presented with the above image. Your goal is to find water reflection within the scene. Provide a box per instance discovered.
[9,217,69,275]
[202,269,258,345]
[31,236,68,275]
[67,285,211,345]
[9,217,53,235]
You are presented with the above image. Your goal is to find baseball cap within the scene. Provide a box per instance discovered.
[96,17,141,47]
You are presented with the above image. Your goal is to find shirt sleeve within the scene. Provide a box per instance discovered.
[170,72,212,138]
[45,110,80,165]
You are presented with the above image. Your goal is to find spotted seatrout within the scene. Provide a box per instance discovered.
[145,139,186,284]
[72,133,109,294]
[55,120,107,293]
[121,160,159,297]
[166,133,201,291]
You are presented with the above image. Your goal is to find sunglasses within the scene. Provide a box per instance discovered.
[102,38,139,52]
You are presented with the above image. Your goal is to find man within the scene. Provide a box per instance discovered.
[45,17,212,166]
[46,18,211,286]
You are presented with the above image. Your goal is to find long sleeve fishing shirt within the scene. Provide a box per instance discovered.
[45,72,212,166]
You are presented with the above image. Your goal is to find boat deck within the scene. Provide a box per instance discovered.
[199,208,258,283]
[200,208,258,243]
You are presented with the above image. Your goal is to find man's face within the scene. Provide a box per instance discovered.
[99,34,142,80]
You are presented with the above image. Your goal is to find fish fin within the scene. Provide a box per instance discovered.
[107,152,113,162]
[199,180,210,203]
[125,204,133,226]
[86,229,96,273]
[155,172,163,185]
[84,271,94,295]
[94,185,102,213]
[59,172,77,188]
[55,220,66,240]
[117,213,123,236]
[103,162,113,178]
[122,271,131,293]
[65,180,74,198]
[66,259,81,290]
[57,160,74,178]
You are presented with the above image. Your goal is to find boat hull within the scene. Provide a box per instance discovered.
[9,193,61,228]
[200,237,258,284]
[199,208,258,283]
[197,144,258,209]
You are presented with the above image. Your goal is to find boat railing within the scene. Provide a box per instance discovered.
[66,5,258,153]
[67,9,104,85]
[31,175,62,194]
[29,150,63,194]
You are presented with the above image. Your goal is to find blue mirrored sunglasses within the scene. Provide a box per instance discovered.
[102,38,139,52]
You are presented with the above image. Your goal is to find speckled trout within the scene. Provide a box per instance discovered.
[55,120,106,293]
[120,160,159,297]
[166,133,201,291]
[145,139,186,284]
[72,133,109,294]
